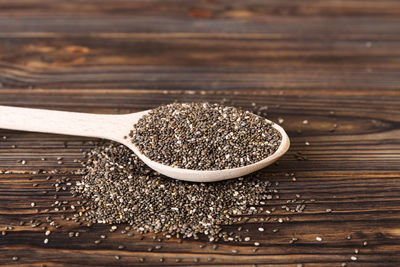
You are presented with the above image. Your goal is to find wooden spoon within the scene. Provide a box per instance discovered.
[0,105,290,182]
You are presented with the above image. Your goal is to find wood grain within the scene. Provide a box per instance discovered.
[1,0,400,266]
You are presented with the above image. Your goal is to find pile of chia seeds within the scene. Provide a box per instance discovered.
[72,143,276,241]
[130,102,281,170]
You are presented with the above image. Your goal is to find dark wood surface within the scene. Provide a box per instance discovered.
[1,1,400,266]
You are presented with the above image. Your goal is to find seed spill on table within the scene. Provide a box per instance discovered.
[131,102,281,170]
[71,143,278,241]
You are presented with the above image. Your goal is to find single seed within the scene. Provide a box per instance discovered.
[12,256,18,261]
[44,238,49,244]
[114,255,120,260]
[351,256,358,261]
[258,227,264,232]
[316,236,322,242]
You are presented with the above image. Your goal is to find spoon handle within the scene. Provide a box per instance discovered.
[0,105,131,140]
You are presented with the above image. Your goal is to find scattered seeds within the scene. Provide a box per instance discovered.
[71,143,277,241]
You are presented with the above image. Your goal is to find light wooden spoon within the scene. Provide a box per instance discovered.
[0,105,290,182]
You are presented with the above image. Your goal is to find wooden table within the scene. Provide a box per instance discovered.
[1,1,400,266]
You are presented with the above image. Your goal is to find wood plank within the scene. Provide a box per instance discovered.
[1,0,400,17]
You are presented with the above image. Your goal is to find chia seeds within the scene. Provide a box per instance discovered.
[131,102,281,170]
[71,143,277,241]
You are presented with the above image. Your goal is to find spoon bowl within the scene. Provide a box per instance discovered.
[0,105,290,182]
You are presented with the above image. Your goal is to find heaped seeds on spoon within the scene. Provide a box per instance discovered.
[130,102,282,170]
[71,143,277,241]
